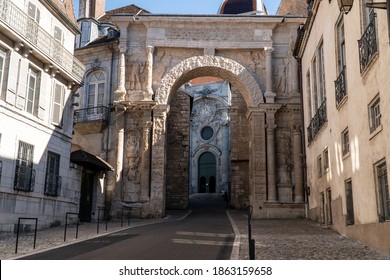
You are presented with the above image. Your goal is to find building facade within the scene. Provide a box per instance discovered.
[72,0,307,221]
[296,0,390,254]
[0,0,84,231]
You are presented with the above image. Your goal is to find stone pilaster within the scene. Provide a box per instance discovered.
[264,47,276,103]
[115,104,125,203]
[293,124,304,203]
[266,111,278,202]
[140,113,153,201]
[144,46,154,100]
[149,105,169,217]
[247,108,267,214]
[290,57,300,97]
[115,42,127,101]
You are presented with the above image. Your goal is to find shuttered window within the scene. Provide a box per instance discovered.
[52,82,65,126]
[45,152,61,196]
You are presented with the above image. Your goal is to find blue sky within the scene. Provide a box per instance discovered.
[73,0,282,17]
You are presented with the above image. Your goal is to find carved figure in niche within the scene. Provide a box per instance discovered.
[129,62,146,91]
[125,130,141,183]
[273,58,289,95]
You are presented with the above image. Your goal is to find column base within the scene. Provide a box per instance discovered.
[264,91,276,103]
[115,89,127,101]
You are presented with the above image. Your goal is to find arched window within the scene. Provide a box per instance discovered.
[87,71,105,108]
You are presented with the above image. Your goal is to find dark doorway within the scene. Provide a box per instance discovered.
[198,152,216,193]
[79,170,95,222]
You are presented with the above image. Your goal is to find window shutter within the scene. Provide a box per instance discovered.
[16,59,29,109]
[37,73,48,120]
[5,52,20,105]
[52,83,63,125]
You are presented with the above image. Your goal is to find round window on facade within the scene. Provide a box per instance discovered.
[201,126,214,140]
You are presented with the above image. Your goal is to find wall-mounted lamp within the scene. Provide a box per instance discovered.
[338,0,354,14]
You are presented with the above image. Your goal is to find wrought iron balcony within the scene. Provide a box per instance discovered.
[307,98,327,143]
[0,0,84,83]
[358,15,378,73]
[74,106,110,123]
[74,106,110,134]
[45,174,62,196]
[0,160,2,183]
[335,67,347,107]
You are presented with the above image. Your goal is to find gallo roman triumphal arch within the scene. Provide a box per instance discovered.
[107,14,305,219]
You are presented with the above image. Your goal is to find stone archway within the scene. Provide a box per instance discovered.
[151,56,265,214]
[156,55,264,107]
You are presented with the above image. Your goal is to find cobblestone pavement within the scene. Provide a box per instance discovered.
[1,209,389,260]
[228,210,390,260]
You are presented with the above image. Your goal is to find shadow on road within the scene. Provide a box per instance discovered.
[189,193,226,209]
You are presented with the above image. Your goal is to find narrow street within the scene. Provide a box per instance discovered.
[20,195,234,260]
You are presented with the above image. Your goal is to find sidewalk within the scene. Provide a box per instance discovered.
[0,210,189,260]
[228,210,390,260]
[1,209,389,260]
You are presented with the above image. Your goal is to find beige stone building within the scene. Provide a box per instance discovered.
[296,0,390,254]
[0,0,84,231]
[72,0,307,221]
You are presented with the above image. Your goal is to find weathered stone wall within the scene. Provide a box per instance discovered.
[165,90,191,209]
[230,86,250,208]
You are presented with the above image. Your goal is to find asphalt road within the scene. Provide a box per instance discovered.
[21,196,234,260]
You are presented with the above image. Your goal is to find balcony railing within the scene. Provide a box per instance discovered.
[358,14,378,73]
[335,67,347,107]
[0,0,84,82]
[74,106,110,124]
[307,98,327,143]
[45,174,62,196]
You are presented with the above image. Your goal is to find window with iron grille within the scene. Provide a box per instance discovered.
[335,16,347,107]
[345,180,354,225]
[320,192,325,224]
[44,152,61,196]
[326,188,333,225]
[317,155,322,178]
[342,128,349,156]
[14,141,35,192]
[323,148,329,171]
[368,97,381,134]
[376,161,390,222]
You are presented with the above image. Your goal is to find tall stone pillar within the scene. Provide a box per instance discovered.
[115,42,127,101]
[293,124,304,203]
[264,47,276,103]
[247,108,267,216]
[266,111,278,202]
